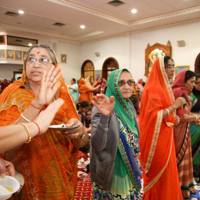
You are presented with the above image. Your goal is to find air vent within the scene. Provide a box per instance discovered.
[5,11,19,17]
[108,0,125,7]
[53,22,65,27]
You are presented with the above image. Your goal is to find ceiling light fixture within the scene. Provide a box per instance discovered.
[131,8,138,14]
[80,25,86,29]
[18,9,24,15]
[28,43,33,47]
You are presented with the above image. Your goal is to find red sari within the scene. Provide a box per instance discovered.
[172,71,195,198]
[139,58,183,200]
[0,78,79,200]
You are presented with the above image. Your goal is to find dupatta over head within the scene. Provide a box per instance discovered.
[0,45,79,200]
[106,68,141,193]
[139,57,176,192]
[106,68,138,136]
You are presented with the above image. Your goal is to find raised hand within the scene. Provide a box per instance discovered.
[92,94,115,116]
[34,98,64,133]
[32,65,62,108]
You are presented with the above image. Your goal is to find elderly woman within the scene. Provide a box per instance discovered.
[0,45,84,200]
[90,69,141,200]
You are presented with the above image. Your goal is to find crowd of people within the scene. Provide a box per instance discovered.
[0,44,199,200]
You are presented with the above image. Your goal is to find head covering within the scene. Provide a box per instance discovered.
[139,57,178,192]
[106,68,137,135]
[0,45,79,199]
[0,45,75,114]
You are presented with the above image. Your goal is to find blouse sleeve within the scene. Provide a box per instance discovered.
[91,107,111,152]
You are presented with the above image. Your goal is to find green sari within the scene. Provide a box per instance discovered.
[93,69,141,200]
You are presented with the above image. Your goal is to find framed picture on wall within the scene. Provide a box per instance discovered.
[175,65,190,75]
[23,51,27,61]
[61,54,67,63]
[0,49,6,59]
[7,50,15,60]
[15,50,23,60]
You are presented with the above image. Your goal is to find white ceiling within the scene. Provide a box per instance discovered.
[0,0,200,42]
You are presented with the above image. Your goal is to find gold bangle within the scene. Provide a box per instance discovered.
[21,123,32,143]
[20,113,30,122]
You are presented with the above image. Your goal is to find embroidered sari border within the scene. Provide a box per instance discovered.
[145,110,163,173]
[144,135,173,192]
[118,127,141,190]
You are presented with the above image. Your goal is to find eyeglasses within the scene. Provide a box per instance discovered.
[118,79,135,87]
[27,56,52,65]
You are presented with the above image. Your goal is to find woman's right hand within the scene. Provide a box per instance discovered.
[32,65,62,108]
[34,98,64,133]
[92,94,115,116]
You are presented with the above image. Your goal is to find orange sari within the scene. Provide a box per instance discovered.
[78,78,93,102]
[0,78,79,200]
[139,58,183,200]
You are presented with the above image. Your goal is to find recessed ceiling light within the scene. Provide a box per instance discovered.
[18,9,24,15]
[131,8,138,14]
[80,25,86,29]
[28,43,32,47]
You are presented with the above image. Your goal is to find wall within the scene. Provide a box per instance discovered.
[130,21,200,80]
[39,37,81,83]
[1,21,200,82]
[0,37,81,83]
[80,33,130,71]
[80,21,200,81]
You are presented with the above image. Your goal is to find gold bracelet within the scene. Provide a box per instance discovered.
[20,113,30,122]
[21,123,32,143]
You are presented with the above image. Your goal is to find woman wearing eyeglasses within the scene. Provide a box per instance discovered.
[90,69,141,200]
[0,45,84,200]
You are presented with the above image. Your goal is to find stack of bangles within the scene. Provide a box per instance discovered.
[20,122,41,143]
